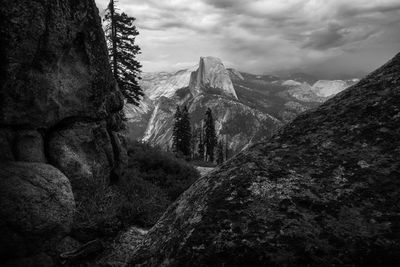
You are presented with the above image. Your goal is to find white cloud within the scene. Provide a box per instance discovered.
[95,0,400,77]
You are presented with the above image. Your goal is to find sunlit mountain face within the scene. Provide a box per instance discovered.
[125,56,358,153]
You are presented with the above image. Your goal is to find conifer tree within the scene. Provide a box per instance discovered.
[203,108,217,162]
[104,0,144,105]
[172,106,182,154]
[198,124,205,161]
[191,126,198,159]
[224,134,229,161]
[180,105,192,157]
[172,105,192,157]
[216,140,224,164]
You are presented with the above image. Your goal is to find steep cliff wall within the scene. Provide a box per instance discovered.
[108,52,400,266]
[0,0,126,264]
[189,56,238,99]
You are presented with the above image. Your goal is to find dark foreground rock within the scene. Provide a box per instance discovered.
[48,121,115,190]
[0,163,75,262]
[105,53,400,266]
[0,0,126,264]
[0,0,122,127]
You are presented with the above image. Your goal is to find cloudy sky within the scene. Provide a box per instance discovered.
[95,0,400,78]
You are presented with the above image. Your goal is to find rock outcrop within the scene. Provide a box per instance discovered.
[189,57,238,99]
[0,0,123,127]
[48,121,115,191]
[311,80,358,98]
[115,52,400,266]
[0,0,126,264]
[0,163,75,262]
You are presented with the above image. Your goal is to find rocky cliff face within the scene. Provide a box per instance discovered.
[0,0,126,264]
[107,52,400,266]
[189,57,238,99]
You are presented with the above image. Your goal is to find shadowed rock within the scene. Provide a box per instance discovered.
[48,121,114,191]
[0,163,75,262]
[110,52,400,266]
[0,0,126,264]
[0,0,123,127]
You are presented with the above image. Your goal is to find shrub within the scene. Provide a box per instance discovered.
[72,140,200,236]
[73,178,124,240]
[117,168,171,227]
[125,141,200,199]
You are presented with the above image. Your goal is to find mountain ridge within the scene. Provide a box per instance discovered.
[125,56,358,153]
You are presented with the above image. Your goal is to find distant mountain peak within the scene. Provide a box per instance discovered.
[189,56,238,99]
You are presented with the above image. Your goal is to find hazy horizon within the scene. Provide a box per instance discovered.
[95,0,400,79]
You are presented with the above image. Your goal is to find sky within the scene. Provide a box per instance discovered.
[95,0,400,78]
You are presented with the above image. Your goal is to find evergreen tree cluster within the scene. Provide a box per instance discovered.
[104,0,144,105]
[172,106,230,164]
[203,108,217,162]
[172,105,192,157]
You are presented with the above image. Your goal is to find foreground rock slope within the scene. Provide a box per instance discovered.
[112,52,400,266]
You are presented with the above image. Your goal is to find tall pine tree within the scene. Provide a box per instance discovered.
[104,0,144,105]
[172,106,182,154]
[191,125,198,159]
[172,105,192,157]
[198,123,205,161]
[216,140,224,164]
[180,105,192,157]
[203,108,217,162]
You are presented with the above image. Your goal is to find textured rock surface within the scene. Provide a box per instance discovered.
[48,121,114,191]
[15,130,46,163]
[0,0,122,127]
[0,129,14,161]
[0,0,126,185]
[0,162,75,262]
[113,53,400,266]
[0,0,126,264]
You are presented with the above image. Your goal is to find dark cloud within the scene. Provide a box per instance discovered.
[95,0,400,77]
[202,0,238,9]
[337,2,400,17]
[303,23,345,50]
[302,23,377,50]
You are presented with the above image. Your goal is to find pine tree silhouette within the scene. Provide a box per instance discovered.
[172,106,181,154]
[216,140,224,164]
[104,0,143,105]
[203,108,217,162]
[180,105,192,157]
